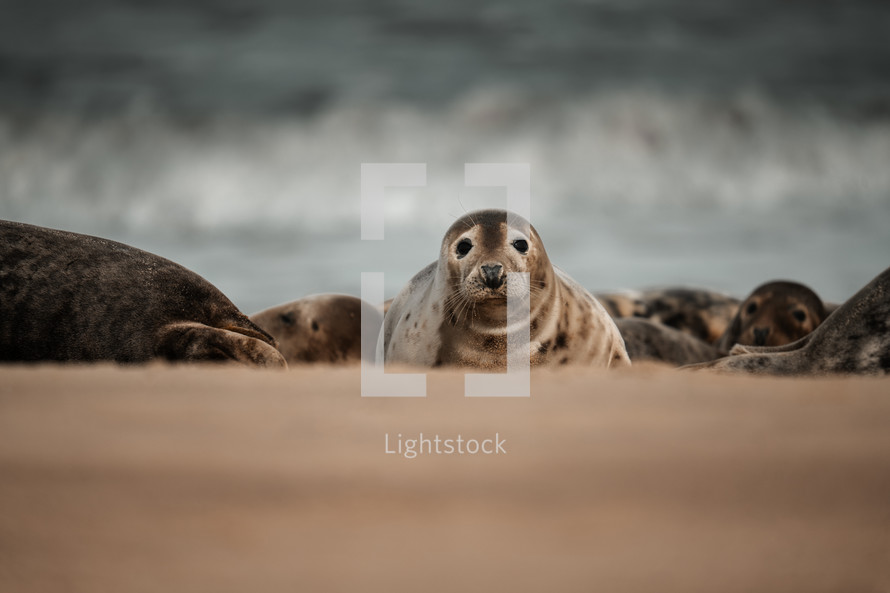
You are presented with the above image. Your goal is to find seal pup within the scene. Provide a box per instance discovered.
[0,220,286,367]
[383,210,630,369]
[714,281,827,354]
[615,317,719,366]
[251,294,383,365]
[683,266,890,376]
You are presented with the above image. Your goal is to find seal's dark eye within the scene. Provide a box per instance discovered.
[456,239,473,258]
[746,302,758,315]
[792,310,806,322]
[512,239,529,254]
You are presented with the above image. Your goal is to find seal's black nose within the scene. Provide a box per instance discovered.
[753,327,770,345]
[480,264,504,289]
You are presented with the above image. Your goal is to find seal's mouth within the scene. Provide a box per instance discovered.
[480,290,508,302]
[472,290,507,302]
[462,279,508,303]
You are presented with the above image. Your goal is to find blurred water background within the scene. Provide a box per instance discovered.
[1,0,889,313]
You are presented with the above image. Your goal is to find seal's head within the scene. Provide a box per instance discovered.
[439,210,552,314]
[250,295,382,364]
[717,280,826,352]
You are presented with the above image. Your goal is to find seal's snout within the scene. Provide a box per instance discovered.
[753,326,770,345]
[480,264,504,289]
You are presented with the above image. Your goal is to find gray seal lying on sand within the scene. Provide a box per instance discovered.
[596,288,739,344]
[0,220,285,368]
[684,266,890,376]
[383,210,630,369]
[615,317,719,366]
[251,294,383,365]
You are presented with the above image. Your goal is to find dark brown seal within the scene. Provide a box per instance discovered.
[250,294,383,365]
[715,281,827,354]
[684,266,890,376]
[0,220,285,367]
[615,317,719,366]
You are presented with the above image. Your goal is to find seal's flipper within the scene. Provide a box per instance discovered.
[728,332,814,356]
[157,322,287,368]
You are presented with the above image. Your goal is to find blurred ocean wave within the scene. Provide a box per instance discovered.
[2,89,889,237]
[2,89,888,312]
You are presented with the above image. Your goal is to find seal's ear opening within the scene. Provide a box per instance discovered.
[715,310,743,355]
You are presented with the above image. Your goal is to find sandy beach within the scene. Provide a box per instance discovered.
[1,365,888,592]
[3,0,889,590]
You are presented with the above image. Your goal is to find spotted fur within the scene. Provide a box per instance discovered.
[596,288,739,344]
[383,210,630,370]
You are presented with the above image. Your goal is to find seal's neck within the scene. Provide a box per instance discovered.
[530,274,564,340]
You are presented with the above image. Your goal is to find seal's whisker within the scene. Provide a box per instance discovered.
[465,208,478,228]
[457,196,470,217]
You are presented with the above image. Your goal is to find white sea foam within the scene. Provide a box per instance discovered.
[1,89,888,312]
[2,89,888,233]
